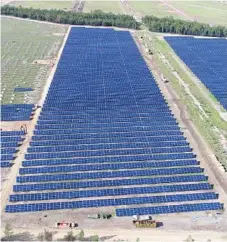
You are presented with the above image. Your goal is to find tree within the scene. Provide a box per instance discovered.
[78,230,84,241]
[4,224,14,237]
[1,5,140,30]
[60,231,75,241]
[185,235,195,242]
[90,235,99,242]
[37,230,53,241]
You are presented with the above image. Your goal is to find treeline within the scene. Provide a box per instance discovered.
[2,5,227,37]
[1,5,140,29]
[143,16,227,37]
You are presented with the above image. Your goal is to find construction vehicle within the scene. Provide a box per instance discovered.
[55,222,78,228]
[87,213,112,219]
[132,215,163,228]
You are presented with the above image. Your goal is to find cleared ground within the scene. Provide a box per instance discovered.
[9,0,72,10]
[1,17,67,104]
[83,1,124,14]
[129,0,227,25]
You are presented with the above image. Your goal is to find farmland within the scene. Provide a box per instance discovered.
[1,17,67,104]
[83,1,124,14]
[129,0,227,26]
[10,0,72,10]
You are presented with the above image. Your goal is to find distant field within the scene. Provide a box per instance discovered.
[129,0,227,26]
[1,17,67,104]
[129,1,185,19]
[83,1,124,14]
[10,0,72,10]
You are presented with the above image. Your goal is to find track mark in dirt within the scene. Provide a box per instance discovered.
[159,0,194,21]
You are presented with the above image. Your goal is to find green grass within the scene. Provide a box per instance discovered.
[1,17,67,104]
[138,32,227,168]
[130,0,227,26]
[10,0,72,10]
[168,1,227,26]
[130,1,185,19]
[83,1,124,14]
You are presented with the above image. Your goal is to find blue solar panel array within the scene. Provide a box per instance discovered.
[14,87,34,92]
[5,28,223,215]
[165,37,227,110]
[1,104,35,121]
[1,131,25,167]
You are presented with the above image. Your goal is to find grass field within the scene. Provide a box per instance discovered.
[10,0,72,10]
[1,17,67,104]
[83,1,124,14]
[129,1,185,19]
[130,0,227,26]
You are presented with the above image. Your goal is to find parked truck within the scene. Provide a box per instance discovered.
[132,215,163,228]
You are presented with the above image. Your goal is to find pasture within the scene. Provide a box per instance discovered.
[1,17,67,104]
[129,0,227,26]
[83,1,124,14]
[10,0,72,10]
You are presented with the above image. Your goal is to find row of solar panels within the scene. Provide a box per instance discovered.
[29,136,185,147]
[1,131,25,167]
[13,174,208,192]
[34,125,180,134]
[27,141,189,153]
[31,131,183,141]
[116,202,224,217]
[17,167,204,183]
[1,104,35,121]
[9,183,213,202]
[6,200,222,214]
[23,153,196,167]
[24,146,192,160]
[19,159,198,174]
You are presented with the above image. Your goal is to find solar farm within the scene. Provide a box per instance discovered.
[1,13,227,240]
[1,26,225,218]
[165,37,227,110]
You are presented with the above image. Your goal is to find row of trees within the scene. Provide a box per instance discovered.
[1,5,140,29]
[142,16,227,37]
[2,5,227,37]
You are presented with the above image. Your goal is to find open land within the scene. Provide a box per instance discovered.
[9,0,72,10]
[1,17,67,104]
[128,0,227,26]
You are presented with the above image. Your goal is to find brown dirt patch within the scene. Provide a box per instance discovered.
[1,121,31,131]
